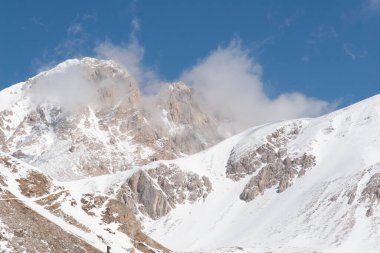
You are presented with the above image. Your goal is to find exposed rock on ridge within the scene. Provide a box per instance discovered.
[240,153,315,201]
[361,173,380,217]
[226,122,316,201]
[117,164,212,219]
[157,83,221,154]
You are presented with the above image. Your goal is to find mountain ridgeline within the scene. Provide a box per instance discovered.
[1,58,380,252]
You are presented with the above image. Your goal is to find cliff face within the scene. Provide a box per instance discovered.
[156,82,222,154]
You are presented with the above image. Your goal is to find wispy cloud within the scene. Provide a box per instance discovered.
[32,14,332,130]
[369,0,380,10]
[307,25,338,47]
[343,43,367,60]
[252,11,303,55]
[33,14,96,72]
[67,23,83,35]
[267,10,303,32]
[94,18,162,93]
[32,16,49,32]
[54,15,96,58]
[301,55,310,63]
[359,0,380,15]
[93,34,332,130]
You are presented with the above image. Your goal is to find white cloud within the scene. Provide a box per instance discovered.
[94,19,162,94]
[94,38,331,132]
[180,41,331,131]
[33,15,332,131]
[131,18,140,36]
[29,63,97,112]
[94,40,161,94]
[33,15,94,72]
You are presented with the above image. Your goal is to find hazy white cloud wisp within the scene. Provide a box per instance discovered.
[180,41,331,131]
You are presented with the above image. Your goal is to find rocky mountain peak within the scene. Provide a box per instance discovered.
[0,58,225,180]
[168,82,192,92]
[25,57,140,109]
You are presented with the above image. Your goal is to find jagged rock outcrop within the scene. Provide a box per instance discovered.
[240,153,316,201]
[117,164,212,219]
[157,83,222,154]
[225,122,316,201]
[360,173,380,216]
[147,164,212,203]
[128,170,171,219]
[0,128,6,151]
[226,123,303,180]
[346,186,357,205]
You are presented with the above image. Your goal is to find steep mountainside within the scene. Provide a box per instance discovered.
[47,93,380,253]
[0,58,223,180]
[0,152,169,252]
[1,58,380,253]
[142,94,380,253]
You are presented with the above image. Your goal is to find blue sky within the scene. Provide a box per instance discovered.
[0,0,380,108]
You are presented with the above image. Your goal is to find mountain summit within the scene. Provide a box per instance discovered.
[0,58,223,180]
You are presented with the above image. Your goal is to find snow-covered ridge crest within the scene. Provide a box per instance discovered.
[26,57,137,110]
[30,57,130,85]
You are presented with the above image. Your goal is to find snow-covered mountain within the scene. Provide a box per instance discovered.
[1,58,380,253]
[0,58,223,180]
[144,96,380,253]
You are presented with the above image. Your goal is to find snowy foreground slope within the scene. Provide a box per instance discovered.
[62,93,380,253]
[0,152,170,252]
[141,94,380,253]
[1,58,380,252]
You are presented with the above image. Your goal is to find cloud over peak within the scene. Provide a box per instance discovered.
[180,41,331,130]
[34,15,332,131]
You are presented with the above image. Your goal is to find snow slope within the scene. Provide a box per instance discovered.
[142,94,380,253]
[0,152,137,252]
[0,152,169,253]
